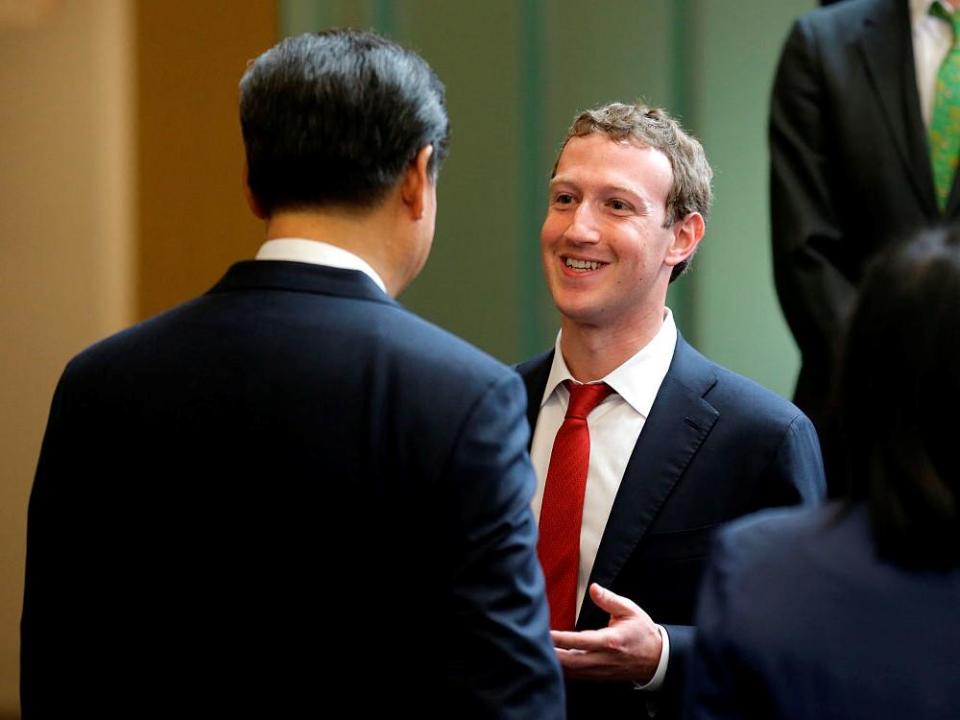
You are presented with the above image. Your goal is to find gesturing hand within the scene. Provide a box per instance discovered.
[551,583,663,684]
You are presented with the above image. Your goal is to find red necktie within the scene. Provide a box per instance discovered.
[538,380,613,630]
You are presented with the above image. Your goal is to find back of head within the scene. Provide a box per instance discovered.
[842,225,960,570]
[554,102,713,281]
[239,30,449,215]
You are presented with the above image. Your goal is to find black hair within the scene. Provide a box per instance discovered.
[842,225,960,569]
[239,30,449,215]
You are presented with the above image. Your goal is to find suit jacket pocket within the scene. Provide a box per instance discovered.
[607,524,724,624]
[641,523,721,560]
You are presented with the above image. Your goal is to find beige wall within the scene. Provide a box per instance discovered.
[0,1,275,714]
[0,1,132,712]
[136,0,273,318]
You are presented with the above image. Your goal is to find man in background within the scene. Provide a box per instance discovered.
[21,30,563,718]
[517,102,825,719]
[771,0,960,490]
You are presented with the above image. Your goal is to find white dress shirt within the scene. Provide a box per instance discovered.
[255,237,387,293]
[913,0,957,128]
[530,309,677,690]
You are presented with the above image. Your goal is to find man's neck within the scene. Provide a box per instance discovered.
[264,206,399,294]
[558,305,666,382]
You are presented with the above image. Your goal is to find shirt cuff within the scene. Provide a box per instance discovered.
[633,624,669,692]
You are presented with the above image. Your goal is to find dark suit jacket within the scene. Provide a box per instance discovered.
[770,0,959,471]
[517,335,825,720]
[686,502,960,720]
[22,260,564,718]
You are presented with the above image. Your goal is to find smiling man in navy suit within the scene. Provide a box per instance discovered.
[516,103,825,720]
[21,30,563,718]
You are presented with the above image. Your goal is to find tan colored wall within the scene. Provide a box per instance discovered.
[136,0,274,318]
[0,1,133,712]
[0,1,274,714]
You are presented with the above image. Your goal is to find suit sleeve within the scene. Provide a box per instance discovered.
[442,371,564,719]
[770,18,858,383]
[763,413,827,506]
[21,369,91,717]
[660,412,824,715]
[682,530,748,720]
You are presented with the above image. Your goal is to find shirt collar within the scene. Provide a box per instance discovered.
[255,238,387,293]
[913,0,953,24]
[541,308,678,419]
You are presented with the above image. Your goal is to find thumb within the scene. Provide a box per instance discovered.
[589,583,642,618]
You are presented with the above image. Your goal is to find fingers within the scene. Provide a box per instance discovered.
[551,584,651,652]
[549,586,662,684]
[555,647,598,672]
[554,644,640,682]
[552,628,611,651]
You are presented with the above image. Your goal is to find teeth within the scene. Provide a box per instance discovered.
[565,258,602,271]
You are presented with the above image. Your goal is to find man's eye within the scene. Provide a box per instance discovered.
[554,193,574,205]
[609,199,629,211]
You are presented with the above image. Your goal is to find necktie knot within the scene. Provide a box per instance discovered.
[564,380,612,420]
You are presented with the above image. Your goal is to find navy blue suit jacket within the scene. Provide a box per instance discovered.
[22,260,563,718]
[517,335,825,719]
[686,503,960,719]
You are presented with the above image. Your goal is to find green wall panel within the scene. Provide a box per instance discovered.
[279,0,816,398]
[693,0,814,398]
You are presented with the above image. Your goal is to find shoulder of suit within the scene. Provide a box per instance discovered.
[376,306,520,386]
[61,293,210,381]
[513,348,553,379]
[63,289,516,395]
[797,0,890,33]
[718,503,846,566]
[689,350,810,428]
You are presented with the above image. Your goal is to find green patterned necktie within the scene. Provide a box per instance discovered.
[930,2,960,211]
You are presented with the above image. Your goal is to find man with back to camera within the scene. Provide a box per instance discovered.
[21,30,564,718]
[515,102,826,719]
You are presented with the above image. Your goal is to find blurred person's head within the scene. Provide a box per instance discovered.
[842,225,960,569]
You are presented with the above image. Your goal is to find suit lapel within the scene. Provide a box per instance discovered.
[516,350,554,449]
[857,0,939,217]
[577,336,719,630]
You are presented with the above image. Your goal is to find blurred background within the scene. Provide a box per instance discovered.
[0,0,813,714]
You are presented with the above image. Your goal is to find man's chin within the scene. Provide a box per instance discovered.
[555,302,605,329]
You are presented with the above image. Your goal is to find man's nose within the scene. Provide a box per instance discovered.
[562,203,601,244]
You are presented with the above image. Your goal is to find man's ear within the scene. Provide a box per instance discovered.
[665,212,705,268]
[400,145,435,220]
[243,160,267,220]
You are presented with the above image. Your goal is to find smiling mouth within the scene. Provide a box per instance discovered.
[564,257,607,272]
